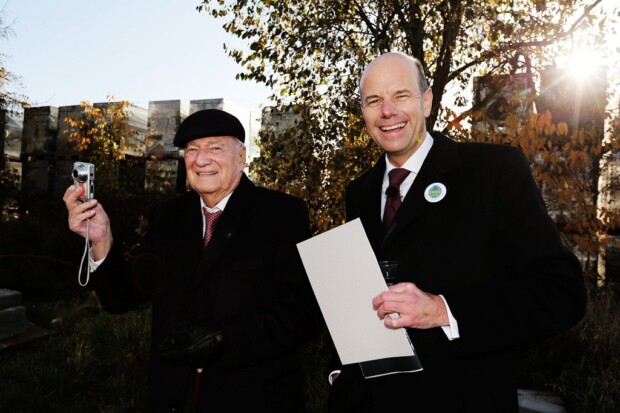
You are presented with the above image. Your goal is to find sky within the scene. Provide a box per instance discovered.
[3,1,619,118]
[2,0,272,115]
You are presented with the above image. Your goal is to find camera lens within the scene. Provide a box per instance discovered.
[72,165,88,183]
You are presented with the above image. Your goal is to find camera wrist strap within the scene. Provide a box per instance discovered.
[77,218,92,286]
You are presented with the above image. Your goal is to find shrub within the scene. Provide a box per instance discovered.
[516,284,620,413]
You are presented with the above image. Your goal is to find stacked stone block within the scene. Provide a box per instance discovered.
[147,100,189,150]
[11,98,259,197]
[0,289,28,341]
[1,111,24,161]
[20,107,59,194]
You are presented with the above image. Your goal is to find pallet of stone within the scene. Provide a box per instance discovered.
[0,288,48,350]
[0,288,28,341]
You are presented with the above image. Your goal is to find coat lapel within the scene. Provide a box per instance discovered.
[193,174,255,286]
[381,132,461,249]
[356,156,387,253]
[180,191,205,264]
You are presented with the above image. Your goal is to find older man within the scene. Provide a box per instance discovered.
[64,109,322,412]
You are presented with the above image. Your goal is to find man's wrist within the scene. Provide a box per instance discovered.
[439,295,460,340]
[91,235,113,261]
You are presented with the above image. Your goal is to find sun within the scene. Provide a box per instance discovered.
[565,49,606,80]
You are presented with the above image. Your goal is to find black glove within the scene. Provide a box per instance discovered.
[159,322,224,367]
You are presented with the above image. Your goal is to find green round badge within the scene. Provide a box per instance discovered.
[424,183,447,203]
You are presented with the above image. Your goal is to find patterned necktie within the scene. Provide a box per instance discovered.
[203,207,223,247]
[383,168,411,232]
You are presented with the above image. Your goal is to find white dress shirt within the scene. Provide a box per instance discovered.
[381,133,459,341]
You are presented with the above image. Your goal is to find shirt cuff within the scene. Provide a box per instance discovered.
[88,250,106,272]
[328,370,341,385]
[439,294,460,340]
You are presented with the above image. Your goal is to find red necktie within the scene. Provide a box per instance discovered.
[383,168,410,232]
[203,207,222,247]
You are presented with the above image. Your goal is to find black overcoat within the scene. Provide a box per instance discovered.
[92,174,322,412]
[329,132,586,413]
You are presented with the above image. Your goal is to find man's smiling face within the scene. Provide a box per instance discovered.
[184,136,246,207]
[360,53,433,167]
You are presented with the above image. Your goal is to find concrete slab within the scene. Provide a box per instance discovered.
[518,389,566,413]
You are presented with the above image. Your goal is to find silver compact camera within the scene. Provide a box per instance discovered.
[72,161,95,201]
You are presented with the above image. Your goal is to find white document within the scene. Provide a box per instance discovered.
[297,218,415,365]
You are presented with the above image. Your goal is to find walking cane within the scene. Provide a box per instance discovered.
[190,367,203,413]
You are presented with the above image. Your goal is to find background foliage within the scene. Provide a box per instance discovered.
[63,98,140,200]
[200,0,620,281]
[0,6,28,114]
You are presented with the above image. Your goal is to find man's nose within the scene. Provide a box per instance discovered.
[195,149,212,165]
[381,99,398,117]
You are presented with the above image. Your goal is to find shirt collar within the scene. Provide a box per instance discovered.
[384,132,434,174]
[200,192,232,213]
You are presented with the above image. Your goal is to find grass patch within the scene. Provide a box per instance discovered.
[0,295,150,413]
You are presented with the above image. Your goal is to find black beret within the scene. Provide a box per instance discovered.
[173,109,245,147]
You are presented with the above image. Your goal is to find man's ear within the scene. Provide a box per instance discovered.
[423,88,433,118]
[239,145,247,168]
